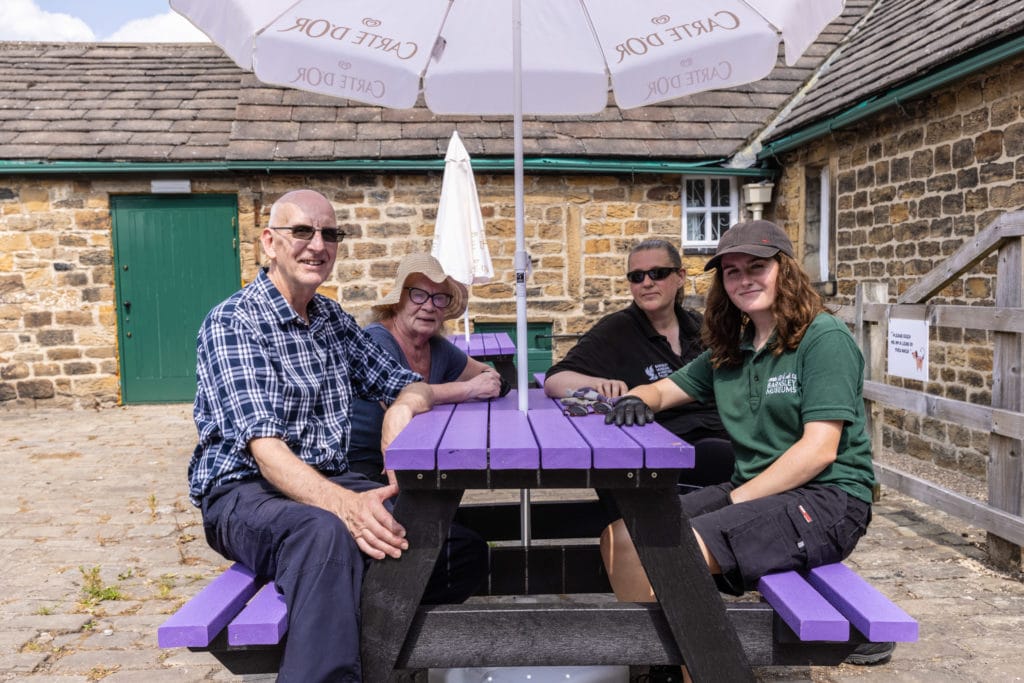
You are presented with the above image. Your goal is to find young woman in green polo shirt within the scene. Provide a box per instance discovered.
[604,221,882,659]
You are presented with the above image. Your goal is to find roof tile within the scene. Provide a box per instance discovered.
[770,0,1024,139]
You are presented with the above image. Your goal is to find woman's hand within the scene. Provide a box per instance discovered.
[463,367,502,400]
[591,378,629,398]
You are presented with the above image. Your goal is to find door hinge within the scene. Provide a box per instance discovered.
[233,238,238,250]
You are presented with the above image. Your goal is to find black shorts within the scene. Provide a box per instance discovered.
[683,483,871,595]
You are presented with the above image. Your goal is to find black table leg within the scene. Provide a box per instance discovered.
[611,488,755,683]
[360,488,464,682]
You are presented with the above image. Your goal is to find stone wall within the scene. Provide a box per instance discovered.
[772,54,1024,483]
[1,171,710,409]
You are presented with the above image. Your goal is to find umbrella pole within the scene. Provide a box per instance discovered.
[513,0,531,548]
[463,308,470,344]
[512,0,529,415]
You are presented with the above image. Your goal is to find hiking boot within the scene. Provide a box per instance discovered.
[845,641,896,665]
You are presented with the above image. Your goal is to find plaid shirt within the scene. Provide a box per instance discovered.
[188,269,421,505]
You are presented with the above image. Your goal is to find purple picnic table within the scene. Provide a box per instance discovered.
[447,332,517,385]
[362,391,757,682]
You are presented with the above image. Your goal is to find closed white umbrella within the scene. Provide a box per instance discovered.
[171,0,844,410]
[431,131,493,344]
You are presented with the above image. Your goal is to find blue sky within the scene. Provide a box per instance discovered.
[0,0,209,42]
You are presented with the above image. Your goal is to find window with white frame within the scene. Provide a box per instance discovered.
[803,166,834,283]
[682,176,738,248]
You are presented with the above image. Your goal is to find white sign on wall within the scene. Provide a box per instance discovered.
[887,317,929,381]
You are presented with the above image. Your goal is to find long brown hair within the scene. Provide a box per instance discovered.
[702,253,827,368]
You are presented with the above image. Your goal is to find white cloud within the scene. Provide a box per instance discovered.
[105,12,210,43]
[0,0,95,41]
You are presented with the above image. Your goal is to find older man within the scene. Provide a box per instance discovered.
[189,189,485,681]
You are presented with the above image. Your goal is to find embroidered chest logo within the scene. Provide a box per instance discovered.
[645,363,672,381]
[765,372,798,396]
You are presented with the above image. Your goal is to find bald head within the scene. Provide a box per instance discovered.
[269,189,337,228]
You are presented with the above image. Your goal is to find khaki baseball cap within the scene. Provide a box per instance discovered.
[704,220,795,271]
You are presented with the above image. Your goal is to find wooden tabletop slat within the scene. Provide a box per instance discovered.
[386,404,454,470]
[620,422,695,469]
[568,414,644,468]
[436,403,488,470]
[529,409,593,469]
[488,408,540,469]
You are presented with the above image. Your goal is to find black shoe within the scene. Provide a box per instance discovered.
[636,665,683,682]
[845,641,896,665]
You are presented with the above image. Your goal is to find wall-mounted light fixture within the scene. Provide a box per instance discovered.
[150,179,192,194]
[742,181,774,220]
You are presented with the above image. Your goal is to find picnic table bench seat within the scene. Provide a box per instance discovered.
[158,546,916,672]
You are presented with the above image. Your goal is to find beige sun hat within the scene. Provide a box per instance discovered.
[372,253,469,321]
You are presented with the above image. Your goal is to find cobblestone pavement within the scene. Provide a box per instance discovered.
[1,404,1022,682]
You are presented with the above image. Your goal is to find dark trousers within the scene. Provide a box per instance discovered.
[202,471,486,682]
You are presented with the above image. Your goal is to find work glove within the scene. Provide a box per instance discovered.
[605,395,654,427]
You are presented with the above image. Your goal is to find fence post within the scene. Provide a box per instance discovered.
[856,282,889,501]
[988,234,1023,569]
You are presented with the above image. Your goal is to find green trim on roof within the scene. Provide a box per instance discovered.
[758,34,1024,159]
[0,157,773,178]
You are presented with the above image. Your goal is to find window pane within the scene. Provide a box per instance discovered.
[711,212,731,241]
[687,214,706,242]
[711,179,729,206]
[686,179,705,207]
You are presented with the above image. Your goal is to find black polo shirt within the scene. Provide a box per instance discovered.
[546,302,727,442]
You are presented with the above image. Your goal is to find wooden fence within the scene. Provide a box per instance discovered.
[849,210,1024,561]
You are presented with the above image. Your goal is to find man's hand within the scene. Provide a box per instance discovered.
[605,395,655,426]
[249,437,409,559]
[333,484,408,560]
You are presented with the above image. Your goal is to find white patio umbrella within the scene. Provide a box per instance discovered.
[431,131,493,344]
[170,0,844,410]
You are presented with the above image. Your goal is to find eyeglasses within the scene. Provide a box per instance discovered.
[269,225,346,243]
[405,286,453,309]
[625,267,679,284]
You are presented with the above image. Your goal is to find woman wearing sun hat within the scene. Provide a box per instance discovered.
[347,252,506,484]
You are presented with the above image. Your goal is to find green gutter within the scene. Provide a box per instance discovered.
[758,33,1024,159]
[0,156,773,178]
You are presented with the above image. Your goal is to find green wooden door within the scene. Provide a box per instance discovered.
[112,195,240,403]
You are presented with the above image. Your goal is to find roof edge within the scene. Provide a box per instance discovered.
[757,33,1024,160]
[0,158,774,178]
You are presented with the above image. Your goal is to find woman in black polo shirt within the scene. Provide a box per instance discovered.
[543,238,732,488]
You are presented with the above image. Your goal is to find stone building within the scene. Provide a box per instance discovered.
[0,3,868,409]
[0,0,1022,519]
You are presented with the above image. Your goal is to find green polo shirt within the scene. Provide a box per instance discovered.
[671,313,875,504]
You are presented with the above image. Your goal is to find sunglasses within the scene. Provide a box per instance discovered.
[625,266,678,284]
[405,286,453,309]
[269,225,346,243]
